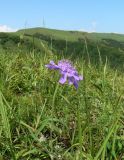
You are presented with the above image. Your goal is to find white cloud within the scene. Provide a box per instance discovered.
[0,25,17,32]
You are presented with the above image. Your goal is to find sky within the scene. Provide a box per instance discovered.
[0,0,124,33]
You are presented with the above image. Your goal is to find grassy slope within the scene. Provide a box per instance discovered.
[17,28,124,71]
[17,27,124,42]
[0,28,124,159]
[1,27,124,71]
[1,27,124,53]
[0,50,124,159]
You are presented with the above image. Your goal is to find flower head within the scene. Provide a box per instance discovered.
[45,60,83,89]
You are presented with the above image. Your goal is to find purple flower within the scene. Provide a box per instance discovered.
[45,60,83,89]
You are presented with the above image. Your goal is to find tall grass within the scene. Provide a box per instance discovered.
[0,48,124,159]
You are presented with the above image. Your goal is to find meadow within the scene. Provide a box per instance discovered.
[0,28,124,159]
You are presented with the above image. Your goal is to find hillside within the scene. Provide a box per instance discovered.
[0,27,124,70]
[17,27,124,42]
[0,28,124,159]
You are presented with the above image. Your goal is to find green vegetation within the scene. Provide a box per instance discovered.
[0,28,124,159]
[17,27,124,42]
[0,27,124,71]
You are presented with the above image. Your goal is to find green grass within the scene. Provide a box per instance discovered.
[1,27,124,73]
[0,45,124,160]
[17,27,124,42]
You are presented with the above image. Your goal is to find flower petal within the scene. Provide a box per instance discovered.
[73,80,79,89]
[45,61,59,70]
[59,74,67,84]
[68,77,74,85]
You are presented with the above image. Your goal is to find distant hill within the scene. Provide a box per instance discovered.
[0,27,124,70]
[17,27,124,42]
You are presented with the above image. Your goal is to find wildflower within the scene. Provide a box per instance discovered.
[45,60,83,89]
